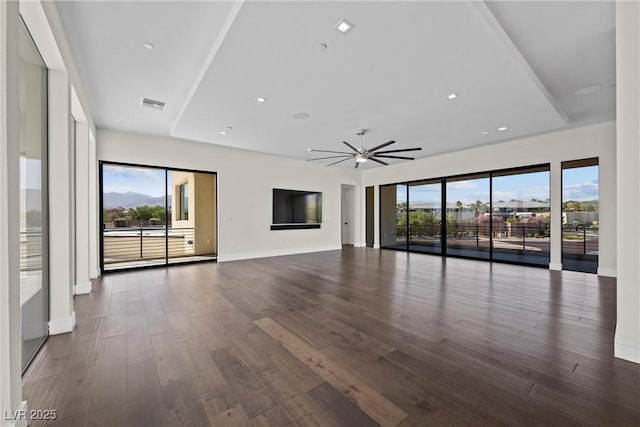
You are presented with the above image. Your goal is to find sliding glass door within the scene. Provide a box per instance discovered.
[378,164,554,268]
[101,163,217,271]
[20,21,49,370]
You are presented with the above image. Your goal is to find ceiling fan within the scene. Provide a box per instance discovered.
[306,129,422,168]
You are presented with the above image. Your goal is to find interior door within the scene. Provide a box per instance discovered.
[341,185,355,245]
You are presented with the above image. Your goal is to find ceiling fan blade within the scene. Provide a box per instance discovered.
[308,149,354,155]
[307,155,353,161]
[368,140,396,152]
[369,157,388,166]
[374,147,422,154]
[326,157,353,167]
[373,154,415,160]
[342,141,359,152]
[355,161,360,169]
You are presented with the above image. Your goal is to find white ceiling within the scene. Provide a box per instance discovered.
[56,1,615,168]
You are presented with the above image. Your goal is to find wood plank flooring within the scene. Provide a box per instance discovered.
[22,248,640,426]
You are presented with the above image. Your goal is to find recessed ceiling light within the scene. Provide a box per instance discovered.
[335,19,354,34]
[143,42,154,50]
[220,131,227,135]
[482,131,489,135]
[497,126,508,131]
[447,93,457,100]
[575,84,601,96]
[256,96,267,103]
[318,43,328,50]
[292,112,310,120]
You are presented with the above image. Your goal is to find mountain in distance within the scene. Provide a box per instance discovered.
[103,191,172,209]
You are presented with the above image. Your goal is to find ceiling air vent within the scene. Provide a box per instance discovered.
[141,97,166,110]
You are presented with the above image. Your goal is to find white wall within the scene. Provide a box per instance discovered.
[97,129,362,261]
[361,121,617,276]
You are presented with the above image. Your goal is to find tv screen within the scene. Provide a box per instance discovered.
[272,189,322,229]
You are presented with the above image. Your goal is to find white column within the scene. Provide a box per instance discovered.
[549,161,562,270]
[48,70,75,335]
[74,121,91,294]
[0,0,27,425]
[597,143,617,277]
[615,0,640,364]
[88,132,99,278]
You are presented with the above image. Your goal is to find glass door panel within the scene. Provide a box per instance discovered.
[101,164,167,271]
[167,170,217,264]
[380,184,407,250]
[445,174,490,259]
[562,159,599,273]
[491,167,550,266]
[20,21,49,370]
[408,180,442,254]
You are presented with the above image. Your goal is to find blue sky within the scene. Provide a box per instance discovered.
[396,166,598,204]
[103,163,598,204]
[102,165,169,197]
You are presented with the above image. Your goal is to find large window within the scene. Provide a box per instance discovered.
[562,158,599,273]
[378,164,553,268]
[101,163,217,271]
[20,21,49,370]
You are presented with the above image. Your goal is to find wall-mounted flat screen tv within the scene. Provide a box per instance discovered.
[271,188,322,230]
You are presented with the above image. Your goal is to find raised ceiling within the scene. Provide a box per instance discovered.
[56,1,615,168]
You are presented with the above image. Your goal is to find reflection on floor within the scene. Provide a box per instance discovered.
[383,244,550,266]
[563,257,598,274]
[104,255,217,271]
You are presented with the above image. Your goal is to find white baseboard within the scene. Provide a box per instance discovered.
[4,400,28,427]
[548,262,563,271]
[90,267,100,278]
[74,281,91,295]
[218,246,342,262]
[597,267,617,278]
[49,311,76,335]
[373,244,380,249]
[615,339,640,364]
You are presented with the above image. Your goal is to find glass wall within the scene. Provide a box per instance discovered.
[445,174,490,260]
[562,159,599,273]
[101,163,217,271]
[492,167,550,266]
[20,21,49,370]
[378,164,557,268]
[408,180,442,254]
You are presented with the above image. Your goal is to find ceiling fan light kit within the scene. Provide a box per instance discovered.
[307,129,422,168]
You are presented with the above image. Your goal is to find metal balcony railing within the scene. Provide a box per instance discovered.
[392,223,598,255]
[103,226,196,265]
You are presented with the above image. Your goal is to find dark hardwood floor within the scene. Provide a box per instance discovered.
[22,248,640,426]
